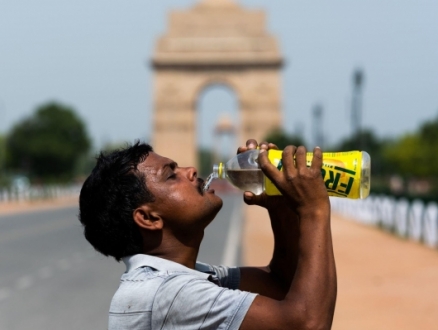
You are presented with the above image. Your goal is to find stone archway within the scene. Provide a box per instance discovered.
[151,0,283,166]
[196,82,239,165]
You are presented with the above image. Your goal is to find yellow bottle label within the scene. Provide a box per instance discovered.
[264,150,363,199]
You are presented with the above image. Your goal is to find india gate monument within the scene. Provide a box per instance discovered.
[151,0,283,167]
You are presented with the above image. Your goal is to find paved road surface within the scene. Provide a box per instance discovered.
[243,205,438,330]
[0,193,242,330]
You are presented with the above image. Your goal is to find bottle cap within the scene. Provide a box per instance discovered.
[213,163,225,178]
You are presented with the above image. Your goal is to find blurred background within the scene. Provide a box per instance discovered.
[0,0,437,329]
[1,0,437,199]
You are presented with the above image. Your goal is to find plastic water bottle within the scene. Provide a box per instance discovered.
[203,149,371,199]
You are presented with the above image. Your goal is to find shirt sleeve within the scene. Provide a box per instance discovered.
[196,262,241,289]
[211,264,241,290]
[152,273,257,330]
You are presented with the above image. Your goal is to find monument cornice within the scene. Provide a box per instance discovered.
[151,0,284,167]
[151,59,284,70]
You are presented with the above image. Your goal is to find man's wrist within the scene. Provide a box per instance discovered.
[297,203,330,223]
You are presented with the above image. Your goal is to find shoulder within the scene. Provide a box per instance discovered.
[110,266,220,312]
[152,271,257,330]
[196,261,241,289]
[109,266,213,328]
[109,261,256,330]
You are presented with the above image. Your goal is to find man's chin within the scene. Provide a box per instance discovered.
[204,196,223,225]
[216,196,223,210]
[210,193,223,210]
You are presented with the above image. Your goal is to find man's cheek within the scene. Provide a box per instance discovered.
[167,191,188,204]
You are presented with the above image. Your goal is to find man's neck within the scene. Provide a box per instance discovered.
[143,231,203,269]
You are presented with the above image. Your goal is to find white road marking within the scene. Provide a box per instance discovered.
[16,276,33,290]
[72,252,83,263]
[221,202,243,266]
[0,288,11,302]
[37,267,53,279]
[56,259,71,271]
[0,218,73,244]
[0,251,94,302]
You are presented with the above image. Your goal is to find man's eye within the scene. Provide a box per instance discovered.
[167,174,176,180]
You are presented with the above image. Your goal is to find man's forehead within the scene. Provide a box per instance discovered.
[138,152,173,174]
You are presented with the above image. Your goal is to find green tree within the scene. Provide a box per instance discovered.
[384,114,438,178]
[0,134,7,186]
[336,129,392,176]
[419,115,438,144]
[336,129,381,152]
[263,128,306,150]
[418,115,438,177]
[198,148,213,177]
[383,134,426,177]
[0,134,5,170]
[6,102,91,181]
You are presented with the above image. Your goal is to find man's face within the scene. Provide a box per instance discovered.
[138,152,223,233]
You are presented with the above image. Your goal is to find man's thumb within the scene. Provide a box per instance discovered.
[243,191,264,206]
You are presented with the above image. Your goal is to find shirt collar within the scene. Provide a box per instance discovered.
[122,254,212,280]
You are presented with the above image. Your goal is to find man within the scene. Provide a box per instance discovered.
[79,139,337,329]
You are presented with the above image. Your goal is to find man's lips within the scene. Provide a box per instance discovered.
[197,178,205,195]
[197,178,215,194]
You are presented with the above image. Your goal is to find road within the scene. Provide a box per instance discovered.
[0,193,242,330]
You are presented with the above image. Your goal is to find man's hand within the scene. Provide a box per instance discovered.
[236,139,286,210]
[239,141,336,330]
[238,139,300,300]
[257,144,330,215]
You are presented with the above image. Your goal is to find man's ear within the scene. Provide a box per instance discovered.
[133,205,163,231]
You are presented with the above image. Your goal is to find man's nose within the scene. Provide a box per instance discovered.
[183,167,197,181]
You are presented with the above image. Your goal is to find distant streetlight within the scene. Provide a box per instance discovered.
[351,69,365,148]
[312,103,324,148]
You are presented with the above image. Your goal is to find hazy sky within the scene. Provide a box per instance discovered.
[1,0,437,150]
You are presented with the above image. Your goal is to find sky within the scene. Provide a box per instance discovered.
[1,0,437,151]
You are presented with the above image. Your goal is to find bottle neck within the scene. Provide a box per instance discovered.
[213,163,226,179]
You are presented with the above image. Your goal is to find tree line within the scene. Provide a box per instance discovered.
[1,101,437,200]
[0,102,92,185]
[262,115,438,200]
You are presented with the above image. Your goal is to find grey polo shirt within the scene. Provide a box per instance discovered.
[108,254,257,330]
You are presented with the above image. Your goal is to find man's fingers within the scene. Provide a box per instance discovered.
[311,146,323,172]
[259,141,269,151]
[237,146,248,154]
[239,140,278,155]
[258,149,283,184]
[238,138,259,154]
[243,191,264,206]
[246,139,258,149]
[281,146,297,175]
[268,143,279,150]
[295,146,307,170]
[243,191,255,205]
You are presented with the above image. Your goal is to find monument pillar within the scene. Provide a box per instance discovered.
[151,0,283,167]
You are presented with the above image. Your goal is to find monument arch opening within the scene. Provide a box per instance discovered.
[197,83,239,175]
[151,0,283,167]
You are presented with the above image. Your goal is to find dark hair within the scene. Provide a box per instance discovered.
[78,142,154,261]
